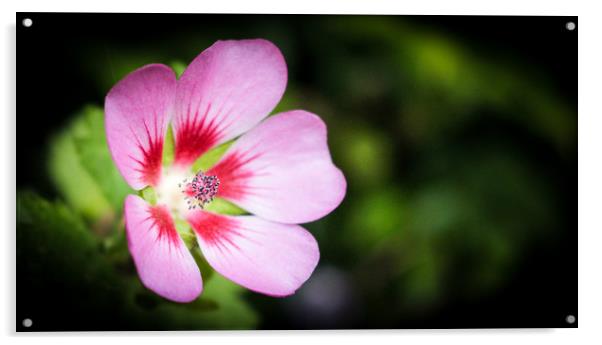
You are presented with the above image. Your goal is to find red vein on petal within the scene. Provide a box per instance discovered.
[174,102,222,167]
[188,212,243,254]
[144,205,180,247]
[208,150,262,200]
[127,122,163,187]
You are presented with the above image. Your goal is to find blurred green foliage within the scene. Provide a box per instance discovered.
[18,16,575,329]
[47,108,114,222]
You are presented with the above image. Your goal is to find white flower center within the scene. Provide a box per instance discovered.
[156,167,220,217]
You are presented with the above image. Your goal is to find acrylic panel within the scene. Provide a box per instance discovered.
[16,13,577,331]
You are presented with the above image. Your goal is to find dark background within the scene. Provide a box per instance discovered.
[17,13,577,330]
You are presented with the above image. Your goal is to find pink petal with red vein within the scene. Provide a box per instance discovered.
[208,110,347,224]
[187,210,319,296]
[105,64,176,190]
[125,195,202,303]
[172,39,287,168]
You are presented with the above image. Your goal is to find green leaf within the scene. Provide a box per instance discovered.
[139,187,157,205]
[175,218,196,249]
[191,247,214,282]
[183,274,259,329]
[162,125,175,167]
[17,191,128,328]
[170,60,187,78]
[48,119,113,222]
[18,191,99,256]
[192,140,234,172]
[123,262,258,330]
[48,105,132,222]
[204,198,247,215]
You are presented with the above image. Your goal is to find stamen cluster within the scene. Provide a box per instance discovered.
[180,170,220,210]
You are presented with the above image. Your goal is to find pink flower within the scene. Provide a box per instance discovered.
[104,39,346,302]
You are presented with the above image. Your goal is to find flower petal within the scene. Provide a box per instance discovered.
[125,195,202,302]
[172,39,287,168]
[105,64,176,190]
[208,110,347,224]
[187,210,319,297]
